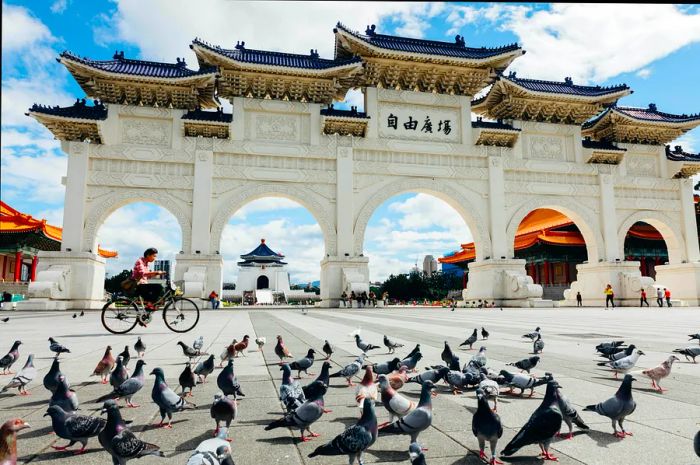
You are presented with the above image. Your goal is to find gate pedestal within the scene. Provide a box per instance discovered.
[654,262,700,306]
[320,256,369,307]
[174,254,223,301]
[464,259,544,307]
[563,261,654,307]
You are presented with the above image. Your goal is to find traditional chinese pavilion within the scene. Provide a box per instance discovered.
[0,201,116,282]
[236,239,290,292]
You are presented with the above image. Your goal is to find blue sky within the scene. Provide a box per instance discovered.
[2,2,699,283]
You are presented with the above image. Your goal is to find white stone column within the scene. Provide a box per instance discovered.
[680,178,700,262]
[598,174,620,261]
[231,97,245,141]
[459,95,473,146]
[364,87,379,138]
[61,141,90,252]
[488,156,508,259]
[309,103,321,145]
[336,146,354,256]
[191,150,214,254]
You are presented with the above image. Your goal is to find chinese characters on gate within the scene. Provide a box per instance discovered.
[387,113,452,135]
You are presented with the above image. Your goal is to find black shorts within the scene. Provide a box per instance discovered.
[136,283,163,302]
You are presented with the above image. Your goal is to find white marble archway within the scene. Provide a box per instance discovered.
[617,210,685,265]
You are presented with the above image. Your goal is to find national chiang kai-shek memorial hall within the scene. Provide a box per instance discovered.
[18,22,700,309]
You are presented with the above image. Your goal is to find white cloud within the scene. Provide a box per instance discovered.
[671,131,698,154]
[1,3,54,51]
[50,0,68,14]
[0,148,67,204]
[636,68,652,79]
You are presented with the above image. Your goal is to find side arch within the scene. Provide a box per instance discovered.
[210,183,337,256]
[506,197,604,263]
[617,210,685,265]
[82,190,192,253]
[353,178,491,261]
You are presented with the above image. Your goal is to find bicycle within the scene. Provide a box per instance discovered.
[101,278,200,334]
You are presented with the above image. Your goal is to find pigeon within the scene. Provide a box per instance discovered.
[0,418,30,465]
[695,429,700,458]
[355,366,378,413]
[472,388,503,465]
[322,340,333,359]
[383,335,404,354]
[217,359,245,399]
[533,334,544,354]
[90,346,115,384]
[459,329,478,350]
[673,346,700,363]
[80,310,84,317]
[584,374,637,438]
[367,357,401,376]
[110,356,129,390]
[600,344,636,361]
[308,397,377,464]
[441,341,455,366]
[150,367,195,428]
[45,405,106,455]
[500,370,549,397]
[194,354,216,383]
[596,340,626,356]
[597,349,645,378]
[289,349,316,378]
[389,366,410,390]
[186,427,234,465]
[232,335,250,357]
[330,354,365,386]
[0,340,21,375]
[193,336,204,352]
[377,374,415,425]
[378,380,435,444]
[97,359,147,408]
[50,375,79,413]
[210,393,237,440]
[73,313,78,318]
[348,326,362,338]
[48,337,70,357]
[445,369,477,395]
[255,336,266,351]
[507,356,541,374]
[478,373,501,412]
[303,361,332,399]
[177,341,200,361]
[2,354,36,396]
[408,367,450,386]
[43,357,63,393]
[481,327,490,340]
[472,346,488,366]
[522,327,541,341]
[134,337,146,358]
[220,339,237,367]
[274,335,294,363]
[641,355,679,392]
[688,333,700,344]
[280,363,306,412]
[399,352,423,372]
[0,317,8,323]
[408,442,426,465]
[118,346,131,368]
[501,380,563,461]
[555,384,589,439]
[355,334,380,353]
[403,344,421,360]
[266,380,327,441]
[98,399,164,463]
[179,363,197,397]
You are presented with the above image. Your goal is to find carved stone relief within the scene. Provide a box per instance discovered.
[252,114,300,142]
[121,118,171,147]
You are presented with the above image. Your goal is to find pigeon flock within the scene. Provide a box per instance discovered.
[0,322,699,465]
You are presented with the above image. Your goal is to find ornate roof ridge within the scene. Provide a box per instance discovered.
[666,144,700,161]
[502,71,630,93]
[181,107,232,123]
[59,50,218,77]
[320,104,369,118]
[26,98,108,120]
[582,136,626,151]
[614,104,700,121]
[471,117,520,131]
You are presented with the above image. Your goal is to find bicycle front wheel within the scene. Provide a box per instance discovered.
[101,298,139,334]
[163,298,200,333]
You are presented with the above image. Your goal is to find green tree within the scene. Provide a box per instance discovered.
[378,270,462,301]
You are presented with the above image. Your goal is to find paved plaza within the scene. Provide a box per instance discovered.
[1,306,699,465]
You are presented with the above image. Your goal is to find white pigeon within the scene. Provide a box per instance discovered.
[478,373,500,411]
[255,337,266,351]
[186,427,233,465]
[348,326,362,338]
[193,336,204,352]
[1,354,37,395]
[598,350,645,379]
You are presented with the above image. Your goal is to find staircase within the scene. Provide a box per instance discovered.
[255,289,274,305]
[542,284,568,301]
[0,282,29,296]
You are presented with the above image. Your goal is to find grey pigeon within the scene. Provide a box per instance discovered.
[97,359,147,408]
[403,344,421,360]
[134,337,146,358]
[533,333,544,354]
[596,340,626,356]
[194,354,216,383]
[177,341,199,360]
[367,357,401,376]
[522,327,541,341]
[50,375,79,413]
[322,340,333,359]
[556,384,589,439]
[407,367,449,386]
[408,441,426,465]
[0,340,21,374]
[399,352,423,372]
[459,329,478,350]
[186,428,234,465]
[378,380,435,444]
[695,429,700,458]
[98,399,164,463]
[481,327,489,340]
[308,397,377,465]
[507,356,540,374]
[280,363,306,412]
[329,354,365,386]
[472,388,503,465]
[43,357,63,393]
[471,346,488,366]
[304,361,332,399]
[2,354,37,395]
[445,369,479,394]
[110,357,129,390]
[210,393,237,440]
[584,374,637,438]
[478,373,501,412]
[193,336,204,352]
[501,380,563,461]
[0,317,8,323]
[354,335,380,353]
[289,349,316,378]
[383,335,404,354]
[688,333,700,344]
[673,346,700,363]
[118,346,131,369]
[377,374,415,424]
[441,341,455,365]
[48,337,70,358]
[217,359,245,399]
[179,363,197,397]
[601,344,635,362]
[150,367,195,428]
[500,370,549,397]
[266,380,327,441]
[597,350,645,378]
[45,404,105,454]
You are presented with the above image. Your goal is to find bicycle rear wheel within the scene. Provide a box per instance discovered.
[101,298,139,334]
[163,297,200,333]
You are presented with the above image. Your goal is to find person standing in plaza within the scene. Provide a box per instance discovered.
[340,291,348,308]
[350,290,356,307]
[656,287,664,307]
[576,291,582,307]
[132,247,165,310]
[382,291,389,306]
[640,288,649,307]
[604,284,615,308]
[664,288,672,307]
[209,290,220,309]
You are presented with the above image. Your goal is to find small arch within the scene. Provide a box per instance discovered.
[257,275,269,289]
[617,210,685,265]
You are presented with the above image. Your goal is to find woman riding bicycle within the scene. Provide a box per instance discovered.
[132,247,165,310]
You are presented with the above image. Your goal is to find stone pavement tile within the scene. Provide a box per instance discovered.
[634,418,698,439]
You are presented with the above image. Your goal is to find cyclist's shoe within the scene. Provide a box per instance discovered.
[144,302,156,311]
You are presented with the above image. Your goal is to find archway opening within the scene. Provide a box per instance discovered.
[220,197,324,305]
[623,221,668,279]
[96,202,182,293]
[512,208,588,300]
[363,192,474,303]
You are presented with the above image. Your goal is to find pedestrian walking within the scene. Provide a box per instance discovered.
[664,288,672,307]
[604,284,615,308]
[639,289,649,307]
[656,287,664,307]
[576,291,582,307]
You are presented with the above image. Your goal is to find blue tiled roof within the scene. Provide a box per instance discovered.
[499,72,629,98]
[666,145,700,162]
[471,118,519,131]
[60,51,218,78]
[27,99,108,120]
[582,137,625,151]
[240,240,285,262]
[320,105,369,118]
[182,108,232,123]
[583,104,700,129]
[334,22,522,60]
[192,38,362,70]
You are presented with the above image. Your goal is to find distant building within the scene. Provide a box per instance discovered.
[422,255,437,276]
[153,260,171,275]
[236,239,290,292]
